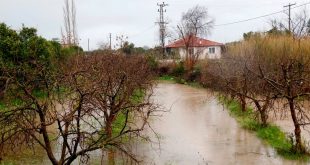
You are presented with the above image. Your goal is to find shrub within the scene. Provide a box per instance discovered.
[146,55,158,72]
[171,61,185,77]
[185,65,201,82]
[157,63,171,76]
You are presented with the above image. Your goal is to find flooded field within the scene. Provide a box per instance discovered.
[4,83,308,165]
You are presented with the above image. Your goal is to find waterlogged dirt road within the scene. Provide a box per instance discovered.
[139,83,307,165]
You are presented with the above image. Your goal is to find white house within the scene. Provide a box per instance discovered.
[166,36,224,59]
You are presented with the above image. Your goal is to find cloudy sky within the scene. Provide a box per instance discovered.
[0,0,309,50]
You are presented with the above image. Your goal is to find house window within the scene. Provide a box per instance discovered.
[209,47,215,54]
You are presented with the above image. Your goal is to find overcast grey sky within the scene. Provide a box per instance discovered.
[0,0,309,50]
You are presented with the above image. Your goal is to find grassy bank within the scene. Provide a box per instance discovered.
[157,75,310,160]
[157,75,176,82]
[157,75,203,88]
[219,97,309,160]
[112,89,145,137]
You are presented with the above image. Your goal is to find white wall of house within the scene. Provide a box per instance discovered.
[177,46,222,59]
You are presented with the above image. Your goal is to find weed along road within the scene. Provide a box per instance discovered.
[138,83,306,165]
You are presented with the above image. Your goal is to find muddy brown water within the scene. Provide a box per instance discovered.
[137,83,307,165]
[5,83,309,164]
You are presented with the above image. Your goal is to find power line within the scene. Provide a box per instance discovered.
[128,24,156,39]
[213,2,310,27]
[129,1,310,45]
[214,10,285,27]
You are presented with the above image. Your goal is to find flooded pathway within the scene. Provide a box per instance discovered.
[4,83,308,165]
[138,83,306,165]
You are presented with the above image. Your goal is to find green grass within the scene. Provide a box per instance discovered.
[0,158,45,165]
[112,112,128,137]
[0,102,7,110]
[219,96,310,161]
[187,82,203,88]
[157,75,176,82]
[0,98,23,112]
[0,162,15,165]
[32,89,48,99]
[157,75,203,89]
[112,89,145,138]
[131,89,145,104]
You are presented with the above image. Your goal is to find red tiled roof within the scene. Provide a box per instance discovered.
[166,36,223,48]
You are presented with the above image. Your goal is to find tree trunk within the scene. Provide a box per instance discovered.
[108,150,116,165]
[240,95,246,112]
[260,108,268,127]
[105,119,115,165]
[38,111,58,165]
[253,100,268,127]
[288,98,304,153]
[185,47,190,70]
[0,144,3,163]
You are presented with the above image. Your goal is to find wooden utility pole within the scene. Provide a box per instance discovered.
[109,33,112,50]
[87,38,90,52]
[284,3,296,32]
[157,2,168,58]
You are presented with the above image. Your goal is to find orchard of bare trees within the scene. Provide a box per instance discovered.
[0,54,158,164]
[0,23,158,164]
[203,35,310,154]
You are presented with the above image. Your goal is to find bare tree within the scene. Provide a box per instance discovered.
[255,49,310,152]
[214,36,310,153]
[97,41,110,50]
[208,52,274,126]
[269,9,310,38]
[61,0,78,46]
[115,35,128,50]
[176,5,214,70]
[291,9,310,37]
[0,54,158,164]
